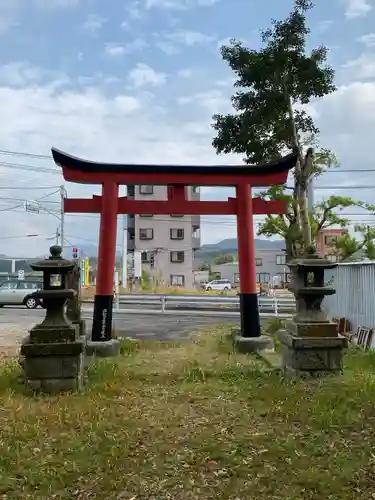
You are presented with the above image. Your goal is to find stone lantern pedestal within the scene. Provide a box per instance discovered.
[20,245,85,393]
[277,250,348,375]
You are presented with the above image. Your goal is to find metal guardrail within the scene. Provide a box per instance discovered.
[112,293,296,316]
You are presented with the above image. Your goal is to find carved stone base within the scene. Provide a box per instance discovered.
[29,323,79,344]
[288,321,338,338]
[277,329,348,375]
[20,340,85,393]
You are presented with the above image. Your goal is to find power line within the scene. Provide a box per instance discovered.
[0,185,60,190]
[0,149,51,160]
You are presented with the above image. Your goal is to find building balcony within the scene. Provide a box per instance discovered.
[192,225,201,250]
[192,236,201,250]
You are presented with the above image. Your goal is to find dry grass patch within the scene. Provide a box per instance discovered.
[0,327,375,499]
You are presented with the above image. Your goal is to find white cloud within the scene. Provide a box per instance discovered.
[126,0,143,19]
[344,0,372,18]
[358,33,375,47]
[105,39,148,57]
[128,63,167,87]
[0,62,69,89]
[0,61,235,254]
[82,14,107,35]
[105,44,126,57]
[144,0,219,9]
[343,52,375,79]
[177,89,229,111]
[155,29,215,54]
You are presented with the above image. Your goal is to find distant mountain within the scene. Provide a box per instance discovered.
[196,238,284,255]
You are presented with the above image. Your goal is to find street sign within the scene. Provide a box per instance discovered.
[25,200,40,214]
[18,270,25,280]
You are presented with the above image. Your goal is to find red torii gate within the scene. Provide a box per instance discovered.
[51,148,296,343]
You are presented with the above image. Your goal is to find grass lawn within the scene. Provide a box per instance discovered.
[1,326,375,499]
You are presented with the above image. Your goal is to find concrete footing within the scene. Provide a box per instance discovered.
[85,339,120,358]
[233,335,274,354]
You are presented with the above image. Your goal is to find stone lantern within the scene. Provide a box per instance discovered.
[277,248,348,375]
[20,245,85,393]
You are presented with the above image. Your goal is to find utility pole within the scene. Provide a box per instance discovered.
[55,227,60,245]
[60,185,66,252]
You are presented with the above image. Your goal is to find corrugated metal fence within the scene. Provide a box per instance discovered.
[324,262,375,348]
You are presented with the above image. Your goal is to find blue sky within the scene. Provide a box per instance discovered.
[0,0,374,256]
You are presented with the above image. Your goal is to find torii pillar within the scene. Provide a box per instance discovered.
[234,183,273,353]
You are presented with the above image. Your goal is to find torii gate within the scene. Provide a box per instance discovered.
[51,148,296,342]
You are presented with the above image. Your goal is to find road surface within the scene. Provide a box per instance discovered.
[0,307,249,354]
[0,305,278,356]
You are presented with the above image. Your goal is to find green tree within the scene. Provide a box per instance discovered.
[258,176,375,260]
[198,262,211,271]
[212,0,336,256]
[214,253,235,265]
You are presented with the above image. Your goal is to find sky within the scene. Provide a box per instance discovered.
[0,0,375,257]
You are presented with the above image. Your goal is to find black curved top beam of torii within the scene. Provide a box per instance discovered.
[51,148,298,177]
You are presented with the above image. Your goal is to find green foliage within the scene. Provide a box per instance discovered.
[140,269,152,291]
[212,0,336,163]
[213,253,235,265]
[198,262,211,271]
[258,182,375,260]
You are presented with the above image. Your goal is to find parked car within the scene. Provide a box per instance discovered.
[204,279,232,292]
[0,280,43,309]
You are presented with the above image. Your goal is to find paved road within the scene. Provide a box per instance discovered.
[0,307,242,350]
[0,306,278,355]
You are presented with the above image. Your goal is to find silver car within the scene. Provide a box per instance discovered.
[0,280,42,309]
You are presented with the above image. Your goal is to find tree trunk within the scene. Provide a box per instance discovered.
[287,95,312,256]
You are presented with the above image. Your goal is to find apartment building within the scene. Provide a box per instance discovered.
[316,228,348,262]
[126,184,201,289]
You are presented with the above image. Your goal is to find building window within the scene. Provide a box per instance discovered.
[324,235,337,245]
[139,214,153,217]
[139,228,154,240]
[141,251,150,263]
[139,185,154,195]
[170,228,184,240]
[170,274,185,287]
[276,254,286,265]
[170,251,184,263]
[255,258,262,266]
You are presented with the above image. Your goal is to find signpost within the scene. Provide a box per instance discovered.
[25,200,40,214]
[80,257,89,287]
[18,270,25,280]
